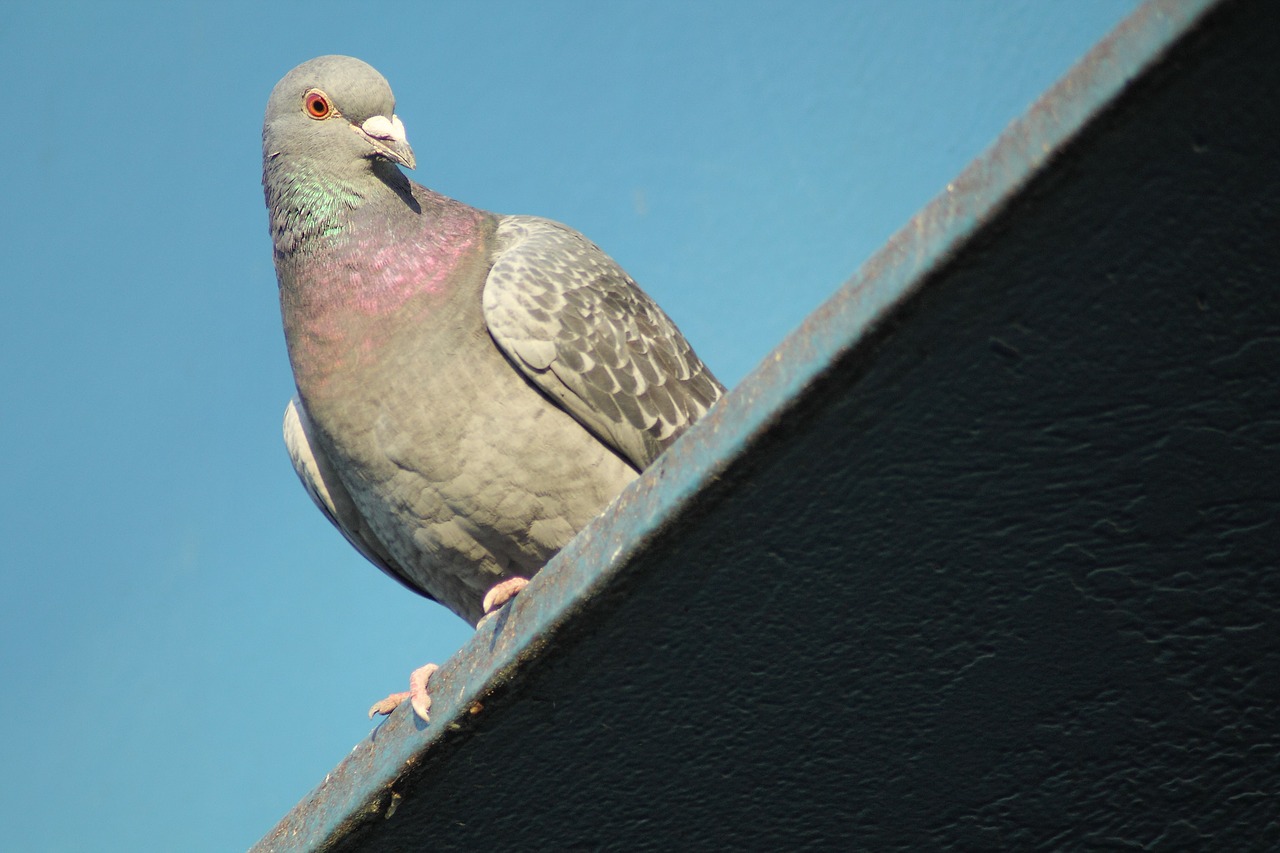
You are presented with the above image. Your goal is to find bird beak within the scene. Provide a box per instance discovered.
[357,114,416,170]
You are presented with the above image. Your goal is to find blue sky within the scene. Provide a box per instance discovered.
[1,2,1139,849]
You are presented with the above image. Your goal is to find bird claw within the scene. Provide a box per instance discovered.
[368,662,440,721]
[408,662,439,720]
[368,692,409,718]
[367,577,526,722]
[482,576,530,614]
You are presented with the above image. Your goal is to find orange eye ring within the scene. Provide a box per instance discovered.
[304,90,332,119]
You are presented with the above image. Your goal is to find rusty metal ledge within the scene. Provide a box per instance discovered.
[254,0,1280,848]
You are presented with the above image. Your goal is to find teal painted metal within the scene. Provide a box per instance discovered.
[252,0,1280,847]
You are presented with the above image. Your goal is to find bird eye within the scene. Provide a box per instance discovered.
[304,90,332,119]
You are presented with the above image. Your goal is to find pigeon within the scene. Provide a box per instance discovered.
[262,56,723,720]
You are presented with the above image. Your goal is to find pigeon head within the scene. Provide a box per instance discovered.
[263,55,416,177]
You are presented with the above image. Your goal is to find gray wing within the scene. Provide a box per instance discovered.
[482,216,724,470]
[283,397,435,602]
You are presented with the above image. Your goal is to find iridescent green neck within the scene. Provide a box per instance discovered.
[264,158,368,257]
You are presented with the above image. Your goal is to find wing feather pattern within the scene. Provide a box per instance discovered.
[483,217,724,470]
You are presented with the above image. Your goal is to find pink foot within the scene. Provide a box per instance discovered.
[482,576,530,614]
[367,662,440,721]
